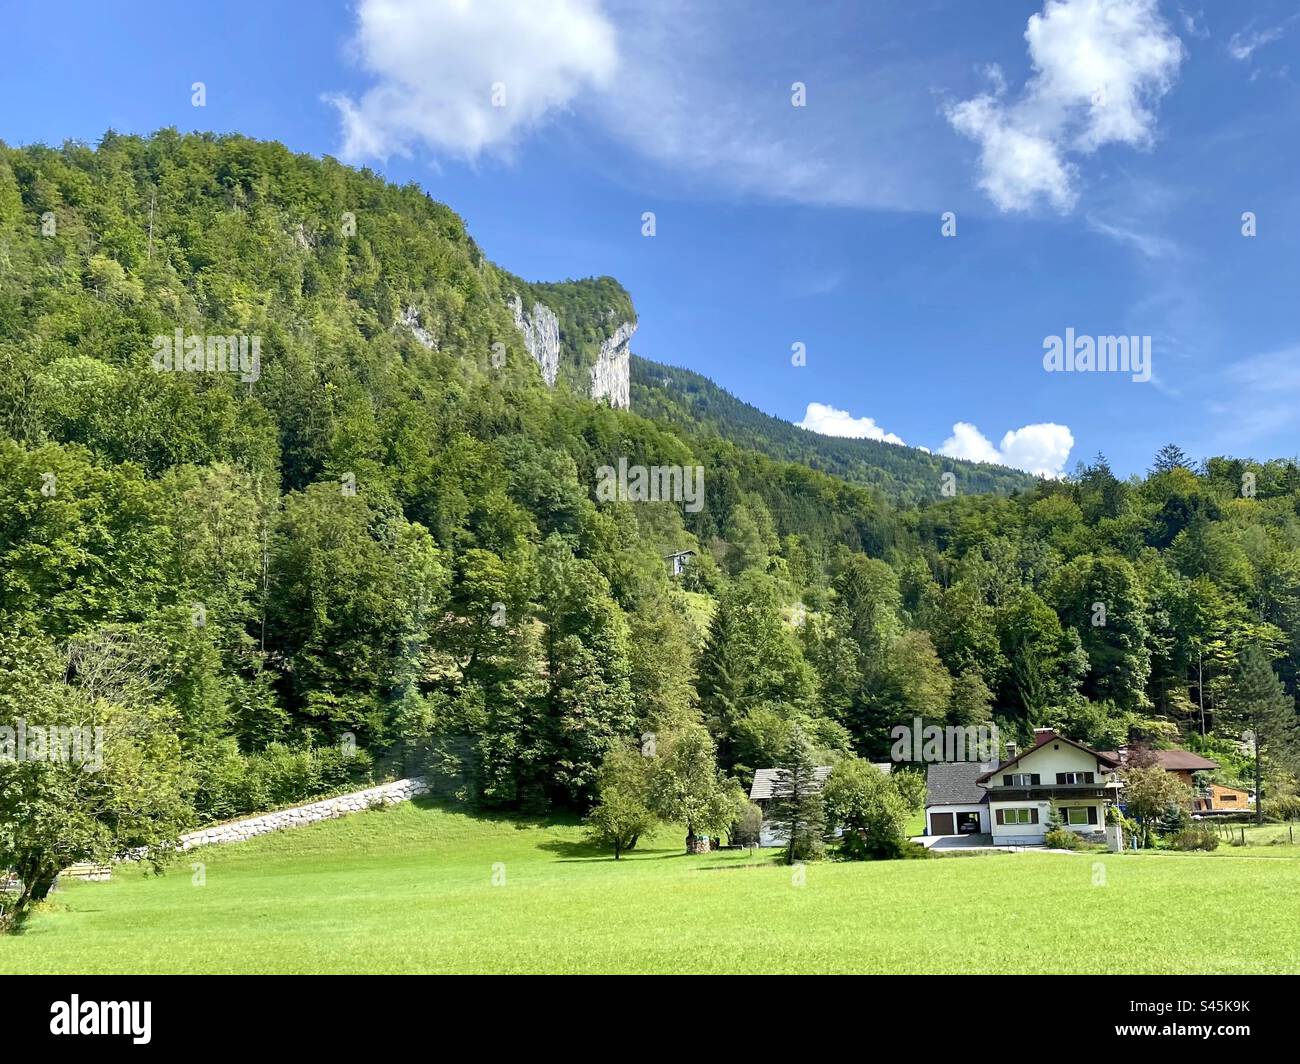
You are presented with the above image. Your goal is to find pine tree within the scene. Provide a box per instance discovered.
[768,724,826,864]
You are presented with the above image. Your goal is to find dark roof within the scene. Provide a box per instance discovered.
[1100,749,1218,772]
[749,766,832,801]
[926,762,996,806]
[976,730,1119,783]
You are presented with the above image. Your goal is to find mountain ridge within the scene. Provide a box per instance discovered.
[630,355,1038,505]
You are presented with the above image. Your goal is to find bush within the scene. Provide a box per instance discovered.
[191,739,374,822]
[1167,824,1219,851]
[1157,803,1192,837]
[731,802,764,848]
[1043,826,1083,850]
[1261,795,1300,821]
[877,837,931,860]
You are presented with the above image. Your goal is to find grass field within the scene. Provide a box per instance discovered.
[3,799,1300,974]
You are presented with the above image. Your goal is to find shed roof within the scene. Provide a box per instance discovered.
[749,766,832,801]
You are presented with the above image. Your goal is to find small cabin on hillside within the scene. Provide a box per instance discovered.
[750,763,890,847]
[664,549,696,577]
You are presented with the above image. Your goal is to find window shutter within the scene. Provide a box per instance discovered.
[1056,773,1066,784]
[1003,775,1012,786]
[1030,808,1039,824]
[996,809,1005,825]
[1088,806,1098,825]
[1085,772,1095,784]
[1031,774,1041,785]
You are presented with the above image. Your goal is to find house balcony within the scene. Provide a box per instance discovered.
[982,785,1113,802]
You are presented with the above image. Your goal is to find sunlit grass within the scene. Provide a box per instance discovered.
[3,799,1299,973]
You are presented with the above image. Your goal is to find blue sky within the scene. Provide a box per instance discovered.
[3,0,1299,477]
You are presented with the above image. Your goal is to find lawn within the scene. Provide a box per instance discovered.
[1210,821,1300,848]
[3,799,1300,973]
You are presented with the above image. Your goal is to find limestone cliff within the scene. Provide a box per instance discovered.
[508,294,561,387]
[503,277,635,409]
[590,319,634,408]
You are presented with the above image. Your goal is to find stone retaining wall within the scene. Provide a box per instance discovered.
[176,777,430,851]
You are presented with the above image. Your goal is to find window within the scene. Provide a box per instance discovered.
[1056,772,1095,785]
[998,808,1038,826]
[1004,773,1039,786]
[1063,806,1098,826]
[1221,793,1238,803]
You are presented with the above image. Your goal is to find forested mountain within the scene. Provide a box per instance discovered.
[1,132,1298,865]
[632,356,1037,503]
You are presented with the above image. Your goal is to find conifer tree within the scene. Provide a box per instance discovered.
[1228,644,1298,824]
[768,724,826,864]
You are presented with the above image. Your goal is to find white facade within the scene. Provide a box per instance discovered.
[985,734,1112,845]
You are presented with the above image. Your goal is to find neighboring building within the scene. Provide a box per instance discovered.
[664,549,696,577]
[748,766,833,814]
[749,766,832,848]
[975,729,1121,845]
[749,763,889,847]
[1194,783,1251,813]
[924,761,995,836]
[1100,747,1218,786]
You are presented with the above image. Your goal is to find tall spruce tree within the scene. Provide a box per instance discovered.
[1228,644,1298,824]
[768,724,826,864]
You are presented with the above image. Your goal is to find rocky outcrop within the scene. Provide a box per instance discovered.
[590,319,634,409]
[507,292,633,407]
[400,305,438,350]
[508,295,560,386]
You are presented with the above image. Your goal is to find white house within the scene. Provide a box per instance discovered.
[979,729,1121,845]
[925,729,1121,845]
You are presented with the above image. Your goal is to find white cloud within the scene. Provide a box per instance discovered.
[1179,9,1209,40]
[796,403,906,445]
[326,0,618,161]
[588,1,950,209]
[1228,25,1286,62]
[946,89,1078,212]
[1085,212,1178,259]
[326,0,960,209]
[939,421,1074,477]
[1207,346,1300,445]
[945,0,1184,213]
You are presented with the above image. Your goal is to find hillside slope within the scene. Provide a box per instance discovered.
[3,130,1299,850]
[632,356,1037,504]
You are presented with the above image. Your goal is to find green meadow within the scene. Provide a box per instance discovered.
[3,801,1299,974]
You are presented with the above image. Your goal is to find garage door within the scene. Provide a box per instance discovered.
[930,812,955,835]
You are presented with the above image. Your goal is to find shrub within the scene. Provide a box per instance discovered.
[1261,795,1300,821]
[731,802,764,848]
[877,837,931,860]
[1043,825,1083,850]
[191,739,374,822]
[1168,824,1219,851]
[1157,803,1192,837]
